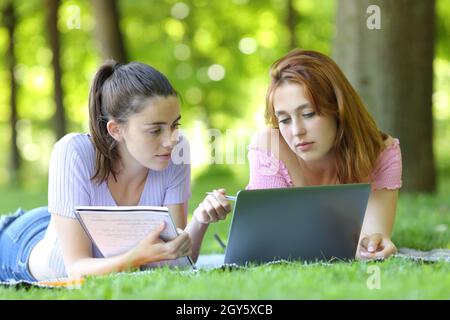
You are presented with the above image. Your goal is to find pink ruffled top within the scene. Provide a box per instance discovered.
[246,138,402,191]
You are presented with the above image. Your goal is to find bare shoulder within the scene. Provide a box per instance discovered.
[383,135,396,148]
[250,128,282,154]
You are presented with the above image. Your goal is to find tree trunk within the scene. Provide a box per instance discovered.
[46,0,67,140]
[4,1,21,185]
[286,0,298,49]
[90,0,127,62]
[333,0,436,192]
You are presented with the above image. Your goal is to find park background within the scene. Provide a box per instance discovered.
[0,0,449,299]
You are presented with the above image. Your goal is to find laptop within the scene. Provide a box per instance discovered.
[223,183,371,265]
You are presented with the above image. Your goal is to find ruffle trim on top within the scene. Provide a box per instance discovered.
[247,145,293,186]
[370,138,402,190]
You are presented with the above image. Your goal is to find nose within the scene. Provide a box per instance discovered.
[292,118,306,137]
[162,128,179,149]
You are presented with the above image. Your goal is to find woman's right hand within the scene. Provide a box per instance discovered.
[126,222,192,267]
[193,188,232,224]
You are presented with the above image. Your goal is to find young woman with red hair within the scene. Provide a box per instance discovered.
[247,49,402,260]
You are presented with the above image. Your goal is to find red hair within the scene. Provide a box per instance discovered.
[266,49,387,183]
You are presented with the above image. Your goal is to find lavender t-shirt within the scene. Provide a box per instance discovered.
[41,133,191,278]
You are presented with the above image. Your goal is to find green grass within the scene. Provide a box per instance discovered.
[0,259,449,299]
[0,166,449,299]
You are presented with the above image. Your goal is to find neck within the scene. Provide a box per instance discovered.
[110,144,149,188]
[111,166,149,187]
[298,152,338,185]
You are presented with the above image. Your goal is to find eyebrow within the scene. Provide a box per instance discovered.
[144,115,181,126]
[275,103,310,117]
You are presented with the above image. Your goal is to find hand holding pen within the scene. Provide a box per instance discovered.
[205,193,236,202]
[193,188,234,225]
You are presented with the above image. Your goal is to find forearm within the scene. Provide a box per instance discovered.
[67,249,166,279]
[360,212,396,238]
[66,253,137,279]
[360,190,398,238]
[185,215,209,263]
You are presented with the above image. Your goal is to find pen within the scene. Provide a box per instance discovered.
[205,192,236,201]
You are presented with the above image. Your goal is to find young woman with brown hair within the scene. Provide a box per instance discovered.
[0,60,232,282]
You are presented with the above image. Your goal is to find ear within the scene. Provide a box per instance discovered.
[106,120,123,142]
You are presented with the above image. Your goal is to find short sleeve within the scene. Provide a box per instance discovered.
[48,136,91,219]
[371,139,403,190]
[163,162,191,206]
[246,146,292,190]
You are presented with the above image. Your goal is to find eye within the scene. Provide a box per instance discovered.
[172,122,181,129]
[148,128,162,135]
[302,112,316,118]
[278,118,291,124]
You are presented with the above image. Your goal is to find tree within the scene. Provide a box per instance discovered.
[4,0,21,185]
[333,0,436,192]
[90,0,127,62]
[286,0,298,49]
[46,0,67,139]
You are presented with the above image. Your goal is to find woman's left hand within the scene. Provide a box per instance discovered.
[356,233,397,260]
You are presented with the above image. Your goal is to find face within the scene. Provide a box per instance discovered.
[109,95,181,171]
[273,82,337,163]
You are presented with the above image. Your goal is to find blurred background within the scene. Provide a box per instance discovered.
[0,1,449,244]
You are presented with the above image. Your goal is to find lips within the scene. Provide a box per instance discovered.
[296,142,313,147]
[156,151,172,160]
[295,142,314,152]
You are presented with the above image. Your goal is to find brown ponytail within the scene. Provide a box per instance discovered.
[89,60,119,184]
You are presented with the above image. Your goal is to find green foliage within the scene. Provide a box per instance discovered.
[0,0,449,187]
[0,0,337,185]
[434,58,450,172]
[437,0,450,60]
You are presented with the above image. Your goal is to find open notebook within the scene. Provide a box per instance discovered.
[75,206,193,268]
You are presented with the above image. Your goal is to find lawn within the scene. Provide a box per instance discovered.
[0,166,449,299]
